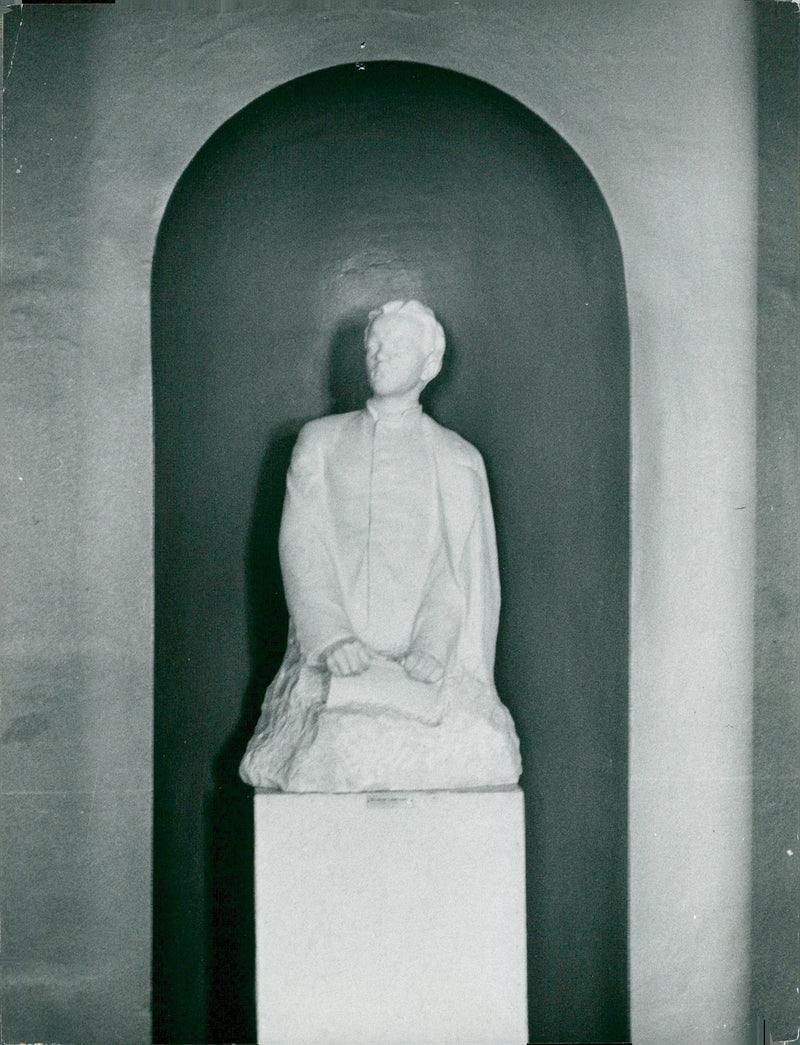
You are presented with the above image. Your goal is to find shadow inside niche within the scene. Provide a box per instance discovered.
[328,316,371,413]
[205,421,300,1044]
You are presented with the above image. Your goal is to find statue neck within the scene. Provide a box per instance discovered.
[366,395,424,420]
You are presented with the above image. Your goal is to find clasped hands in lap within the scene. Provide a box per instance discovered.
[324,639,444,683]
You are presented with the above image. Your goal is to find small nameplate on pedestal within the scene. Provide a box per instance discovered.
[326,656,444,725]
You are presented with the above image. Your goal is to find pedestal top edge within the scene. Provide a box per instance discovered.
[254,784,523,799]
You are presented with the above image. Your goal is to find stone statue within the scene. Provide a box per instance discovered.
[239,300,521,791]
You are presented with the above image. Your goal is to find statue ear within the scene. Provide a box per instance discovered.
[421,353,442,384]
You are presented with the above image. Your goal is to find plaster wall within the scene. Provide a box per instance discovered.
[1,2,757,1042]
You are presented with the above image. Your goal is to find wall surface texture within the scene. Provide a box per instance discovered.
[0,2,766,1043]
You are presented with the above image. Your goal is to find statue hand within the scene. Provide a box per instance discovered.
[401,650,444,684]
[326,639,372,677]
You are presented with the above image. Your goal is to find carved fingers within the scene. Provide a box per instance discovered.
[326,639,372,677]
[324,642,442,682]
[401,650,444,683]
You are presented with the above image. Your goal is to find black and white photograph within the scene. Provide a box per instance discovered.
[1,2,797,1043]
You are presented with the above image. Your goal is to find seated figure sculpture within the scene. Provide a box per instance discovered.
[239,300,521,791]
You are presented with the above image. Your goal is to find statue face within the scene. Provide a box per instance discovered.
[365,313,434,398]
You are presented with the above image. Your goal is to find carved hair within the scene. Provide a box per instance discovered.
[365,299,446,360]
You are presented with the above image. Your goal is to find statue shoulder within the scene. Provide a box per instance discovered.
[422,415,485,474]
[293,412,359,456]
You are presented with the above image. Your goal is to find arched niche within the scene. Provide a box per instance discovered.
[153,61,629,1044]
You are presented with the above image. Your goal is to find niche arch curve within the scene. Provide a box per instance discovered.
[153,60,630,1044]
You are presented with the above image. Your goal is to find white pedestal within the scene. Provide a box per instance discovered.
[254,788,528,1044]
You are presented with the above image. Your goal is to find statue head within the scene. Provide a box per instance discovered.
[364,300,445,400]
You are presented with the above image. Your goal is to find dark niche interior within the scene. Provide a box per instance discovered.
[152,61,630,1044]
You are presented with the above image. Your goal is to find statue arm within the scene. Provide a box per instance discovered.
[278,426,355,665]
[408,541,461,671]
[455,454,501,683]
[409,450,500,681]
